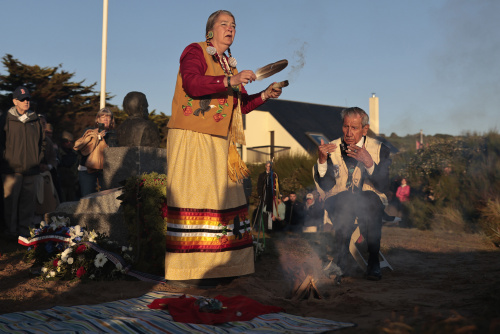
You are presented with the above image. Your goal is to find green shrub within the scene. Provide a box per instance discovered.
[247,152,317,205]
[402,198,433,230]
[390,132,500,243]
[118,172,167,275]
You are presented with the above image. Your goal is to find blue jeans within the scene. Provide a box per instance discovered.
[79,170,103,197]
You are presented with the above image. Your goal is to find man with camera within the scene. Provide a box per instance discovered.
[313,107,391,281]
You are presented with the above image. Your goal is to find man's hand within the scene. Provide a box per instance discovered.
[318,139,337,164]
[346,143,374,168]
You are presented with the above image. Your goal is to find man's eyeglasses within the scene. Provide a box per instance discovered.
[18,98,30,102]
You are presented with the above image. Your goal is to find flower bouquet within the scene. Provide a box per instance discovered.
[20,216,135,281]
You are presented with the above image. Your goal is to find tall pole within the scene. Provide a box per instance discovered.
[270,131,275,161]
[100,0,109,109]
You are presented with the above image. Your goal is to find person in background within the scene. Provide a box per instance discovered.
[164,9,282,281]
[38,114,62,201]
[1,86,45,238]
[396,178,410,203]
[303,192,324,232]
[58,131,79,202]
[257,161,279,232]
[271,194,286,231]
[283,191,304,232]
[74,108,115,197]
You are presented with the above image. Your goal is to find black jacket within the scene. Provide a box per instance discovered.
[0,107,45,175]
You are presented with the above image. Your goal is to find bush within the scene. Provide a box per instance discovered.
[118,172,167,275]
[391,132,500,243]
[478,198,500,246]
[247,152,317,206]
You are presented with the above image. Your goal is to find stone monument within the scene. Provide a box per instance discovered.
[104,91,166,189]
[47,91,167,244]
[116,91,161,148]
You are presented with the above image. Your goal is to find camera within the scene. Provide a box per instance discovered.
[339,142,347,155]
[97,122,105,132]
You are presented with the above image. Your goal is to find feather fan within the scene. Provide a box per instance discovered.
[255,59,288,81]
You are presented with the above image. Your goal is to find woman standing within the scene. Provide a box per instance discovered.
[74,108,115,197]
[396,178,410,203]
[165,10,282,281]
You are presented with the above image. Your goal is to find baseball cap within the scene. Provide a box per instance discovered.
[306,193,314,199]
[13,86,30,100]
[62,131,74,142]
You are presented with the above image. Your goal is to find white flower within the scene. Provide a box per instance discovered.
[88,230,98,242]
[61,248,73,262]
[57,260,63,267]
[94,253,108,268]
[128,246,133,252]
[67,257,74,265]
[42,267,48,273]
[115,262,123,271]
[121,246,127,252]
[49,271,56,277]
[70,225,84,239]
[89,274,95,279]
[50,216,69,230]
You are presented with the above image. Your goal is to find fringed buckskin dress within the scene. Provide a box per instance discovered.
[165,42,266,280]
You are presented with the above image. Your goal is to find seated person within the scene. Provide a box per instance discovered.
[303,193,323,232]
[313,107,391,281]
[271,195,286,230]
[283,192,304,232]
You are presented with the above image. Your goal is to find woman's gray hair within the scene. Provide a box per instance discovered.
[206,10,235,35]
[95,107,115,129]
[340,107,369,127]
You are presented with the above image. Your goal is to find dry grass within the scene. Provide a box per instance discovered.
[478,198,500,246]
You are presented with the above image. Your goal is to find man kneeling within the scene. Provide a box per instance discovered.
[313,107,391,281]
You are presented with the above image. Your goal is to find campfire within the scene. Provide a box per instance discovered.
[293,274,322,300]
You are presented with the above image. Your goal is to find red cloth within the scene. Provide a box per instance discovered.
[148,294,284,325]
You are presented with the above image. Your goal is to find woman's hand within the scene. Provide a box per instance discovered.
[262,82,282,100]
[230,70,257,86]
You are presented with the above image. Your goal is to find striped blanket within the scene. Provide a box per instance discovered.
[0,291,355,333]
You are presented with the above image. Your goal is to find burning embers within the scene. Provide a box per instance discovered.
[293,274,322,300]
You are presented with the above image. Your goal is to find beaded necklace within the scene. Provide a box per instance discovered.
[206,41,237,77]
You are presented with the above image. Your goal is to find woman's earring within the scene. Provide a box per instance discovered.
[206,31,214,40]
[227,47,237,67]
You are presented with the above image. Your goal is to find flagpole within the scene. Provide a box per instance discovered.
[100,0,109,109]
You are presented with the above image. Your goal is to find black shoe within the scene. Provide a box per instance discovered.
[365,261,382,281]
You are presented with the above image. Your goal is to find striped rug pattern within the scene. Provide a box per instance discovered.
[0,291,355,333]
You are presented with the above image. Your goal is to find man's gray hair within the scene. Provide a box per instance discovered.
[340,107,369,127]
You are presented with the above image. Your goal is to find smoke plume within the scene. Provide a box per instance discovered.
[288,41,308,83]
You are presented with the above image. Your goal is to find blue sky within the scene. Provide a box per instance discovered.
[1,0,499,136]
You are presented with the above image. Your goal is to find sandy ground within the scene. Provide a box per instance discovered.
[1,226,499,333]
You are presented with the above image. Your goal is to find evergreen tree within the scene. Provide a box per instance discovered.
[0,54,115,138]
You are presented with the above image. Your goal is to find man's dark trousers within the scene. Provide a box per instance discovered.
[323,190,384,271]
